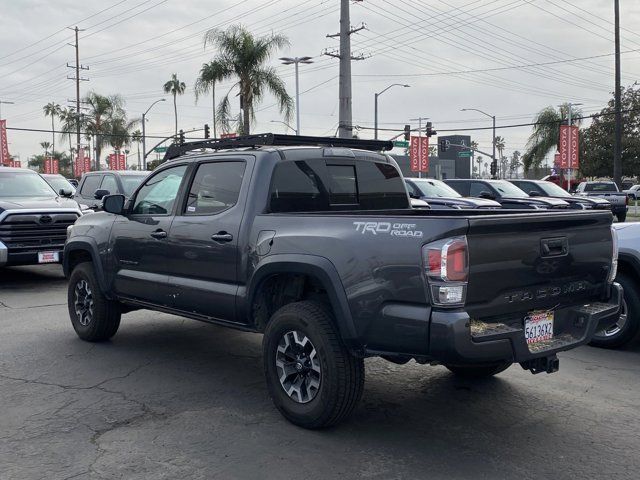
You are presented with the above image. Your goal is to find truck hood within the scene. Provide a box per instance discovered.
[0,196,81,214]
[421,196,501,209]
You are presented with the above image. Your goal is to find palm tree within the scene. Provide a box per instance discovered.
[40,141,51,157]
[43,102,61,155]
[203,25,293,135]
[107,116,138,156]
[163,73,186,136]
[476,155,483,179]
[195,61,227,139]
[131,129,142,170]
[83,92,125,170]
[509,150,522,178]
[493,136,506,178]
[522,104,583,173]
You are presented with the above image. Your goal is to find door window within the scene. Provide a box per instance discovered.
[80,175,101,197]
[131,165,187,215]
[470,182,490,197]
[100,175,118,194]
[184,162,246,215]
[269,160,330,212]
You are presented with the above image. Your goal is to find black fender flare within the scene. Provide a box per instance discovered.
[245,254,359,345]
[63,238,109,295]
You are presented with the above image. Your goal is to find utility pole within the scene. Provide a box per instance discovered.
[67,26,88,172]
[324,0,366,138]
[613,0,622,188]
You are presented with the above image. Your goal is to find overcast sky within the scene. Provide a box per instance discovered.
[1,0,639,167]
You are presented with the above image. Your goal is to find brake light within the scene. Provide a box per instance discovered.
[423,236,469,306]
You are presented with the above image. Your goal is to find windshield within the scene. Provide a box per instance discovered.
[537,181,571,197]
[121,175,148,196]
[45,176,76,194]
[0,172,57,197]
[411,179,461,198]
[492,180,528,197]
[584,182,617,192]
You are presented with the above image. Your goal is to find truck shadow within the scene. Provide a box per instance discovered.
[0,264,65,287]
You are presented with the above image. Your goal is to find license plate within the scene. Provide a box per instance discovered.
[524,311,554,344]
[37,251,60,264]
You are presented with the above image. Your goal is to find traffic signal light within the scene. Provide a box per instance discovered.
[404,124,411,141]
[439,138,449,152]
[426,122,437,137]
[490,161,497,177]
[204,124,210,139]
[179,129,185,145]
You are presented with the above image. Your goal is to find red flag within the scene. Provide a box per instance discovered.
[410,136,429,173]
[0,120,10,166]
[559,125,579,169]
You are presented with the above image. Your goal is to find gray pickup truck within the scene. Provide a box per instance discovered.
[575,181,628,222]
[63,134,622,428]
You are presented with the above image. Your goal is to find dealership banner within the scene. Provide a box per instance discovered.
[0,120,10,166]
[44,157,59,174]
[410,136,429,172]
[108,153,126,171]
[74,149,92,177]
[559,125,579,169]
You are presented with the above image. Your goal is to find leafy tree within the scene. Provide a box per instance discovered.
[43,102,61,155]
[522,103,583,172]
[163,73,186,136]
[29,151,72,176]
[83,92,126,170]
[107,115,138,155]
[203,25,293,135]
[581,84,640,178]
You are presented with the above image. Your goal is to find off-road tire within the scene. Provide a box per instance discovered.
[590,273,640,349]
[616,213,627,223]
[444,361,512,378]
[263,300,364,429]
[68,262,121,342]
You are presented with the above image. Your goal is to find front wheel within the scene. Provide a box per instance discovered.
[444,361,512,378]
[68,262,121,342]
[590,273,640,349]
[263,301,364,429]
[616,212,627,222]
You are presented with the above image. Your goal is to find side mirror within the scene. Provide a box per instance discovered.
[529,190,542,197]
[479,191,495,200]
[59,188,73,198]
[94,189,110,200]
[103,194,126,215]
[408,192,421,199]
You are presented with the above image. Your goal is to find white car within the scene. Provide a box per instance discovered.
[624,184,640,200]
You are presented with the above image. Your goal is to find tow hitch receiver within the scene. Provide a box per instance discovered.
[520,354,560,374]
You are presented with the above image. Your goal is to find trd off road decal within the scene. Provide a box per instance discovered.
[353,221,424,238]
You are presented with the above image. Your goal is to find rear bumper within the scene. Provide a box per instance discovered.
[428,283,622,364]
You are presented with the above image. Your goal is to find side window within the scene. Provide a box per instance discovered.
[131,165,187,215]
[100,175,118,194]
[327,164,357,205]
[269,160,330,213]
[80,175,101,196]
[355,161,408,209]
[470,182,488,197]
[184,161,246,215]
[447,181,468,196]
[405,181,419,197]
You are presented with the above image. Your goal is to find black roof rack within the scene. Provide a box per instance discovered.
[163,133,394,161]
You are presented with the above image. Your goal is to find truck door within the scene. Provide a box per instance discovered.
[166,159,249,322]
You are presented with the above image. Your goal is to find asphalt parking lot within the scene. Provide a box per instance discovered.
[1,265,639,480]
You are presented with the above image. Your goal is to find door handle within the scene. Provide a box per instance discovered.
[211,232,233,243]
[150,230,167,239]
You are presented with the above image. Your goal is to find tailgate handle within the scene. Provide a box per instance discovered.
[541,237,568,257]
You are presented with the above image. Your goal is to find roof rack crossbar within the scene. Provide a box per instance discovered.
[163,133,393,161]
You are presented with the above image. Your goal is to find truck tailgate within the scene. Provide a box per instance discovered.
[465,211,613,320]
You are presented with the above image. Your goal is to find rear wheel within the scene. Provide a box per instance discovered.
[263,301,364,429]
[68,262,121,342]
[616,213,627,222]
[590,273,640,349]
[444,361,512,378]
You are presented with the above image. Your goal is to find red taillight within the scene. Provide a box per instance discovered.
[423,236,469,307]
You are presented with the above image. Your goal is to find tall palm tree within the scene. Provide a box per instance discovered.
[493,136,506,178]
[83,92,125,170]
[40,141,51,157]
[203,25,293,135]
[522,103,583,172]
[476,155,483,179]
[43,102,61,155]
[107,116,138,156]
[131,129,142,170]
[163,73,186,136]
[195,61,227,139]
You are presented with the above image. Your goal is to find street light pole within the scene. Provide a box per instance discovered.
[374,84,410,139]
[461,108,497,179]
[141,98,166,170]
[280,56,314,135]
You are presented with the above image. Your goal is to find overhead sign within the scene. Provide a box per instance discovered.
[109,153,126,171]
[0,120,10,166]
[154,146,168,153]
[75,149,91,177]
[44,157,59,174]
[410,136,429,172]
[559,125,579,169]
[393,140,409,149]
[438,135,472,160]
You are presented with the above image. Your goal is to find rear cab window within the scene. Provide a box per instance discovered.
[80,175,102,197]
